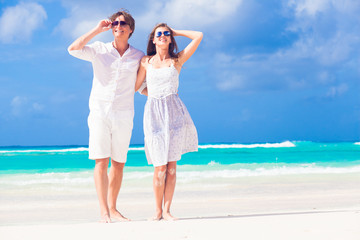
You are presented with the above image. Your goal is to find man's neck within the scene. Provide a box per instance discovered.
[113,38,129,56]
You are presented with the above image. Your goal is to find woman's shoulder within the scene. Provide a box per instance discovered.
[140,56,155,69]
[140,55,151,64]
[141,55,153,62]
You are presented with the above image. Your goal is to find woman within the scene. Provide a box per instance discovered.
[135,23,203,220]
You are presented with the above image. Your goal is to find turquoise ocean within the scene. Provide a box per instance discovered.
[0,141,360,185]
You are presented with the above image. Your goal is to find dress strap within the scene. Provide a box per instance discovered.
[148,56,174,68]
[148,56,154,66]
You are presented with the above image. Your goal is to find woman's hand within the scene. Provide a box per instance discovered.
[170,27,179,37]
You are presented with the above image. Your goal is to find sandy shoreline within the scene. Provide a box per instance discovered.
[1,172,359,239]
[1,210,359,240]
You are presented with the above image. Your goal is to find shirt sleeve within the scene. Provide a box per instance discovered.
[137,80,147,95]
[68,41,101,62]
[134,49,146,94]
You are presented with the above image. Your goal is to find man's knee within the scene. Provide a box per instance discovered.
[94,158,109,174]
[111,160,125,172]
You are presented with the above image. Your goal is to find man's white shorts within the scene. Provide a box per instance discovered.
[87,110,134,163]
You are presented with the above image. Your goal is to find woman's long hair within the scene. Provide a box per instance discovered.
[147,23,179,59]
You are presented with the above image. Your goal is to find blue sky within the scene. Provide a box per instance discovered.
[0,0,359,146]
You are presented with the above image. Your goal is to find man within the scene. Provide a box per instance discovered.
[68,10,144,223]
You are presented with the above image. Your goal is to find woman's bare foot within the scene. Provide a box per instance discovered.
[162,212,178,221]
[110,209,130,222]
[148,215,162,221]
[148,211,162,221]
[99,213,111,223]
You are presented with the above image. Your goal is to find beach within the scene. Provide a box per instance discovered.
[1,142,359,239]
[1,211,359,240]
[1,172,359,239]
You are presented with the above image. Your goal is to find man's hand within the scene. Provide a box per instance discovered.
[96,19,112,33]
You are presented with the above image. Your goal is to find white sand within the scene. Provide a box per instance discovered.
[1,172,359,239]
[0,211,359,240]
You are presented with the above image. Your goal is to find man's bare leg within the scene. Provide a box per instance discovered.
[94,158,111,223]
[163,161,178,221]
[108,160,129,221]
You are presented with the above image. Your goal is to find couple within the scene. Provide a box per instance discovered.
[68,10,203,223]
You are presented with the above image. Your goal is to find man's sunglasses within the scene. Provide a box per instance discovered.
[111,21,128,27]
[155,31,171,38]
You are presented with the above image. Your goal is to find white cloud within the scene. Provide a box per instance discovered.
[326,84,348,98]
[32,102,44,111]
[57,0,244,41]
[55,3,111,41]
[276,31,357,66]
[288,0,360,18]
[213,52,292,92]
[10,96,44,117]
[136,0,243,30]
[11,96,27,107]
[212,0,360,92]
[217,71,245,91]
[284,0,360,65]
[317,71,335,85]
[0,2,47,43]
[288,0,330,17]
[11,96,27,116]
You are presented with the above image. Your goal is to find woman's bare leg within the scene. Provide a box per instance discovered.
[163,161,178,220]
[152,165,167,220]
[94,158,111,223]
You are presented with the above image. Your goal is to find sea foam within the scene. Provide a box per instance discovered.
[199,141,295,149]
[176,165,360,183]
[0,141,295,155]
[0,147,88,154]
[2,164,359,187]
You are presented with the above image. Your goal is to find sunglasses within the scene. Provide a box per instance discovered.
[155,31,171,38]
[111,21,128,27]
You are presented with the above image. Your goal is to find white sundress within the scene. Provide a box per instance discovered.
[143,63,198,167]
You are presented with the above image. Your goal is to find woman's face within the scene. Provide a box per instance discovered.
[153,27,171,46]
[112,15,132,39]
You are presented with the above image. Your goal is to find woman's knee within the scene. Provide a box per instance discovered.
[167,162,176,175]
[167,167,176,176]
[166,167,176,184]
[154,165,167,186]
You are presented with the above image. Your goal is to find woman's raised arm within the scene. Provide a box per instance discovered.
[172,29,203,65]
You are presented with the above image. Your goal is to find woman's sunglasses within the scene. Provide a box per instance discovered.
[111,21,128,27]
[155,31,171,38]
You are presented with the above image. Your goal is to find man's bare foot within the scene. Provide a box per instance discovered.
[110,209,130,222]
[99,213,111,223]
[162,212,178,221]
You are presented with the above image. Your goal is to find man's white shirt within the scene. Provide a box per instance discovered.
[69,41,144,115]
